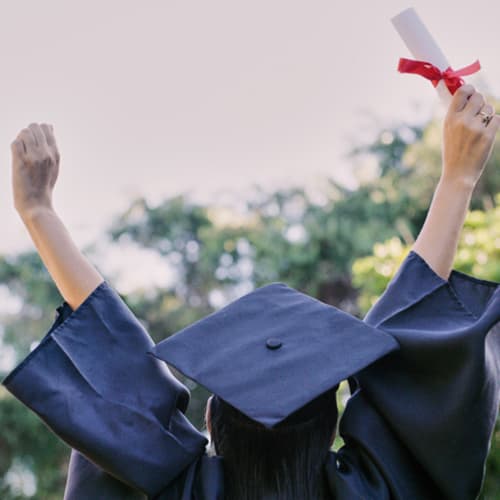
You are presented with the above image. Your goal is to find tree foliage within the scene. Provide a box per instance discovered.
[1,109,499,498]
[351,200,500,499]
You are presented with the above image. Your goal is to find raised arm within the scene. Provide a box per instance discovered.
[11,123,103,310]
[7,124,208,499]
[412,84,499,279]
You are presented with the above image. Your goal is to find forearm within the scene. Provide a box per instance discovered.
[20,206,104,310]
[412,176,474,280]
[411,84,499,280]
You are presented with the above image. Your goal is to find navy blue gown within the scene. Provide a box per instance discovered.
[3,251,500,499]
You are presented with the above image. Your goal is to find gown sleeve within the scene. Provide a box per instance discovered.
[64,450,147,499]
[338,250,500,500]
[1,281,208,498]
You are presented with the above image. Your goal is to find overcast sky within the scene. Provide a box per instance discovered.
[1,0,499,271]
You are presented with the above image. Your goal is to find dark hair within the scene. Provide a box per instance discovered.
[209,388,338,500]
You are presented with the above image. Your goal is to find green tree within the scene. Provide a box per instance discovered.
[2,105,499,498]
[0,253,70,499]
[352,199,500,499]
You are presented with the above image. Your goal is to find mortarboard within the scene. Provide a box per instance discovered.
[150,283,399,428]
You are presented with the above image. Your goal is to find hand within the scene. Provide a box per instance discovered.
[11,123,60,217]
[442,85,499,188]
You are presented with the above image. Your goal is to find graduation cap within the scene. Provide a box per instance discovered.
[150,283,399,428]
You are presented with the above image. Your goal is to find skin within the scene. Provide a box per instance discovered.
[193,86,498,444]
[10,85,499,314]
[11,124,104,310]
[413,85,499,277]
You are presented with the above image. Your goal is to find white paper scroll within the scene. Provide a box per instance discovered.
[392,8,452,105]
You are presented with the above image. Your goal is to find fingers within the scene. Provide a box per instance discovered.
[10,138,25,157]
[13,123,56,154]
[18,127,37,151]
[449,84,488,117]
[28,123,47,147]
[450,84,475,112]
[41,123,56,147]
[480,104,495,117]
[448,85,497,131]
[464,92,485,117]
[484,114,500,139]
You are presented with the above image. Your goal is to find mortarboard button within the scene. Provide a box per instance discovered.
[266,338,282,350]
[150,282,399,428]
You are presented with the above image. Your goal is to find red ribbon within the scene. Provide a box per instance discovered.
[397,58,481,95]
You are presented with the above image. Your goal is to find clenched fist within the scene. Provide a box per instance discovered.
[442,85,499,187]
[11,123,60,217]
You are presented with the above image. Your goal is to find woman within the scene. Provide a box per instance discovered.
[3,84,500,500]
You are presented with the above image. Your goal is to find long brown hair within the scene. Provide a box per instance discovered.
[209,388,338,500]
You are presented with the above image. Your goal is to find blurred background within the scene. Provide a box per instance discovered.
[1,0,499,498]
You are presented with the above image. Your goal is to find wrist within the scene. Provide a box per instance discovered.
[18,204,57,225]
[438,173,477,194]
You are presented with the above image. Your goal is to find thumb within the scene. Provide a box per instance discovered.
[11,138,26,158]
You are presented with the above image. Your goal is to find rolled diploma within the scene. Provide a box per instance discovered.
[392,8,452,105]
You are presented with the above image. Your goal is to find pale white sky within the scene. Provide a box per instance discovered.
[1,1,499,283]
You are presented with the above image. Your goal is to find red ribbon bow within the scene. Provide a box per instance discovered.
[397,58,481,95]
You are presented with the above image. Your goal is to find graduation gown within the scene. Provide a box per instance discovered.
[3,250,500,499]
